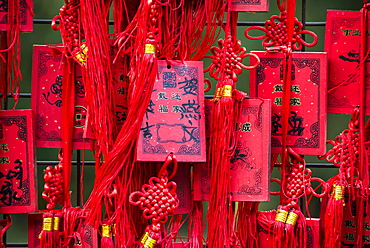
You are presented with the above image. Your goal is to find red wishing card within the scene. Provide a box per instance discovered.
[258,217,320,247]
[77,222,99,248]
[325,10,370,115]
[0,110,37,213]
[340,195,370,246]
[193,98,271,202]
[28,213,42,248]
[172,163,191,214]
[136,61,206,162]
[250,52,327,155]
[230,0,269,12]
[32,45,90,149]
[32,45,127,149]
[0,0,33,32]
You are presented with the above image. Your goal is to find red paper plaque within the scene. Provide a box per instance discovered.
[325,10,370,115]
[250,51,327,155]
[136,61,206,162]
[0,0,33,32]
[77,222,99,248]
[230,0,269,12]
[32,45,127,149]
[28,213,42,248]
[341,195,370,246]
[193,98,271,202]
[258,217,320,247]
[0,110,37,213]
[173,163,191,215]
[32,45,89,149]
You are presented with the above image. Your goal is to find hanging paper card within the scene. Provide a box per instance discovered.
[341,195,370,246]
[250,52,327,155]
[77,222,99,248]
[173,163,191,214]
[258,217,320,247]
[32,45,90,149]
[0,110,37,213]
[193,98,271,202]
[137,61,206,162]
[0,0,33,32]
[325,10,370,115]
[28,213,42,248]
[230,0,269,12]
[32,45,127,148]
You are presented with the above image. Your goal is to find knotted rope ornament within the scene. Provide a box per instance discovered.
[319,107,368,248]
[204,34,259,82]
[42,152,65,210]
[129,154,179,247]
[51,0,85,61]
[271,148,327,248]
[244,0,317,51]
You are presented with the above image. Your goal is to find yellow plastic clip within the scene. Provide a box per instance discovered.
[140,232,149,245]
[101,224,111,238]
[286,212,299,226]
[75,44,88,64]
[144,236,157,248]
[42,217,53,231]
[221,85,233,97]
[333,185,344,200]
[53,216,60,231]
[275,209,288,223]
[145,44,156,54]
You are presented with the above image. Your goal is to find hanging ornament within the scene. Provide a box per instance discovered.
[244,0,317,52]
[319,107,369,248]
[129,153,179,247]
[271,148,327,248]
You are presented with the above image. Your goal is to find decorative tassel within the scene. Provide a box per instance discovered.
[207,81,235,248]
[53,211,62,248]
[189,201,204,248]
[235,202,259,248]
[284,208,306,248]
[273,205,289,248]
[323,183,345,248]
[101,221,114,248]
[39,212,54,248]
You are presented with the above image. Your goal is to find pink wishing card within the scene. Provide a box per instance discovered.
[230,0,269,12]
[193,98,271,202]
[0,110,37,213]
[250,51,327,155]
[325,10,370,115]
[0,0,33,32]
[32,44,127,149]
[136,61,206,162]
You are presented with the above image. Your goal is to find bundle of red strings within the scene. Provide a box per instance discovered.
[0,0,22,107]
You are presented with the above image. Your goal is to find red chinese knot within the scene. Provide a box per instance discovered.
[129,154,179,225]
[244,10,318,51]
[42,155,64,210]
[204,35,259,82]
